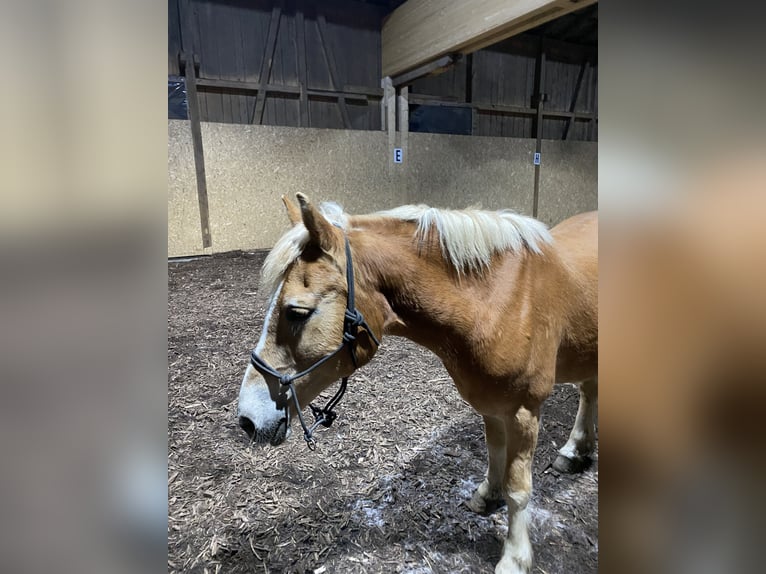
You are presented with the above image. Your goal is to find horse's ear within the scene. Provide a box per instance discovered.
[281,195,301,226]
[296,193,341,252]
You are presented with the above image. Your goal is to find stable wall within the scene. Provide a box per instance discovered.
[168,120,596,256]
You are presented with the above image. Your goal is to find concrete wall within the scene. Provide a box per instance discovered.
[168,120,597,256]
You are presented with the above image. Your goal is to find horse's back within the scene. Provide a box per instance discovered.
[551,211,597,284]
[551,211,597,257]
[550,211,598,382]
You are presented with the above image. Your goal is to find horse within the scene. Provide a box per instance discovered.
[238,193,598,574]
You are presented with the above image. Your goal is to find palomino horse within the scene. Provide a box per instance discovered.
[238,193,597,574]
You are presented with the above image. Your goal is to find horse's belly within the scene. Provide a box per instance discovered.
[555,344,597,383]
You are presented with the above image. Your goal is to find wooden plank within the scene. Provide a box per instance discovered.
[199,0,222,122]
[407,93,592,120]
[563,59,589,140]
[229,2,248,123]
[382,0,598,78]
[198,78,297,94]
[470,52,479,134]
[178,0,210,248]
[168,0,182,76]
[316,14,351,128]
[398,86,409,162]
[212,3,235,123]
[197,78,379,103]
[390,55,456,87]
[238,1,263,124]
[294,10,309,127]
[252,5,282,124]
[344,84,383,97]
[182,53,212,249]
[380,78,387,131]
[382,76,396,157]
[588,64,597,141]
[179,0,207,120]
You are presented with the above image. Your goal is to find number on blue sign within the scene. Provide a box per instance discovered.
[533,152,541,165]
[394,148,403,163]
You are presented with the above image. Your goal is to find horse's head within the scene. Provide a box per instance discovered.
[237,194,393,446]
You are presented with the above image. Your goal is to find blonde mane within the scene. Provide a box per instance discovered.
[260,202,551,295]
[377,204,552,273]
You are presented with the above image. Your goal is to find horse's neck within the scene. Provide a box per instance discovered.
[355,222,535,363]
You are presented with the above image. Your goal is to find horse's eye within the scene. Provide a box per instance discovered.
[285,305,314,322]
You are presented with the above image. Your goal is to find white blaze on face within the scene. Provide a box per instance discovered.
[254,280,283,356]
[238,281,288,443]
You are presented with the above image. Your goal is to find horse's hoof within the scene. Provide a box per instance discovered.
[464,491,506,515]
[553,453,591,474]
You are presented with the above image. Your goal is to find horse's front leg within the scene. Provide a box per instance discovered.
[495,404,540,574]
[554,377,598,473]
[466,415,507,515]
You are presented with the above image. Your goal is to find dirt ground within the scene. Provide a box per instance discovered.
[168,251,598,574]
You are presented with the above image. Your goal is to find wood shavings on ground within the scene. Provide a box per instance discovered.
[169,252,598,573]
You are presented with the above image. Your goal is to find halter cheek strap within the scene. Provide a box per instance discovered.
[249,236,380,450]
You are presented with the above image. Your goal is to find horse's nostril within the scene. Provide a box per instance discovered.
[238,416,256,438]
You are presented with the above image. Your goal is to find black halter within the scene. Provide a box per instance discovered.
[249,236,380,450]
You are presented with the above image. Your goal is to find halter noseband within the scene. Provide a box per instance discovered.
[249,235,380,450]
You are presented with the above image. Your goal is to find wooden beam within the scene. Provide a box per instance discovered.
[316,14,351,128]
[196,78,376,102]
[192,79,597,125]
[390,54,457,87]
[252,4,281,125]
[382,0,598,78]
[197,78,299,94]
[563,59,589,140]
[407,93,594,120]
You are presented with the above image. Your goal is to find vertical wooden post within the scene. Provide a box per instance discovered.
[382,76,396,161]
[380,78,388,131]
[532,38,546,219]
[398,85,409,162]
[178,0,211,249]
[588,65,597,141]
[181,52,212,249]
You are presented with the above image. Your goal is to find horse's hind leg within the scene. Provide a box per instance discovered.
[495,404,540,574]
[466,415,507,515]
[554,377,598,473]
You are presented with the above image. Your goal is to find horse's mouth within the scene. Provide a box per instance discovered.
[268,417,290,446]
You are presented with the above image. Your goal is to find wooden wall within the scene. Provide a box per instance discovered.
[168,0,597,141]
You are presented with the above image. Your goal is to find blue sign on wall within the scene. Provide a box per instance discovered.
[394,148,403,163]
[533,152,541,165]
